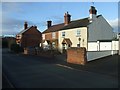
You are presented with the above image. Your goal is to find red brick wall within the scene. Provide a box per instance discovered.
[21,26,42,47]
[45,32,58,40]
[67,47,87,65]
[45,33,52,40]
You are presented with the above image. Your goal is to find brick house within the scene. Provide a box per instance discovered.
[42,21,64,50]
[42,12,71,50]
[42,6,113,53]
[16,22,42,48]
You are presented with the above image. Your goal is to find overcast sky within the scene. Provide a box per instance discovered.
[1,2,119,36]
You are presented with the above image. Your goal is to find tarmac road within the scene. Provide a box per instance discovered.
[2,48,118,88]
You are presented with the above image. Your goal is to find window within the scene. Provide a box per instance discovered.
[62,32,65,37]
[76,30,81,37]
[52,32,56,39]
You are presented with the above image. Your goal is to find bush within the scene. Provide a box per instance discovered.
[10,44,24,53]
[2,40,8,48]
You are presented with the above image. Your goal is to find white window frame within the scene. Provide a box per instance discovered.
[76,29,81,37]
[62,31,65,38]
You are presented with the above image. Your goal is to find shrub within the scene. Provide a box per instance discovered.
[2,40,8,48]
[10,44,24,53]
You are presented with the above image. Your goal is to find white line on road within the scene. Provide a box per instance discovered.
[56,64,74,70]
[2,73,15,88]
[55,64,117,79]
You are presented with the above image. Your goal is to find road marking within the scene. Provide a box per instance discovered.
[2,73,15,88]
[56,64,74,70]
[55,64,116,78]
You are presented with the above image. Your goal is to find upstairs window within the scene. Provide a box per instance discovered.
[52,32,56,39]
[62,32,65,37]
[76,30,81,37]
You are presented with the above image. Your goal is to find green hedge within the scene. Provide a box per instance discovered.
[10,44,24,53]
[2,40,8,48]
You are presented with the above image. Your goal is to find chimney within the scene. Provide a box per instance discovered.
[64,12,71,25]
[89,6,97,22]
[34,25,37,29]
[24,21,28,29]
[47,20,52,28]
[89,6,97,15]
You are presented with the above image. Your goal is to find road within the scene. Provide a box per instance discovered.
[2,49,118,88]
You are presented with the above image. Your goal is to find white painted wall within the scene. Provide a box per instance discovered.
[88,16,113,41]
[88,42,98,51]
[100,42,112,51]
[88,41,119,51]
[87,40,119,61]
[112,41,119,50]
[42,34,45,40]
[58,27,88,53]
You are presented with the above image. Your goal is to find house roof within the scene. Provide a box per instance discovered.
[17,26,41,35]
[42,15,102,33]
[42,23,65,33]
[17,26,33,35]
[60,15,102,30]
[60,18,89,30]
[62,38,72,45]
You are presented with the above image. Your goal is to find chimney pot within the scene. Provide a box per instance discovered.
[24,21,28,29]
[47,20,52,28]
[89,6,97,15]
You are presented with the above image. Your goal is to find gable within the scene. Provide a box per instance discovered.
[17,26,41,36]
[24,26,41,35]
[98,15,113,29]
[17,26,32,35]
[62,38,72,45]
[88,15,113,41]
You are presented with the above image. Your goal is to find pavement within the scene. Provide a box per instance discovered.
[2,48,119,88]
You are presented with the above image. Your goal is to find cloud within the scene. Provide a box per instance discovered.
[2,16,35,35]
[2,18,24,35]
[107,18,119,33]
[2,2,25,15]
[46,15,63,25]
